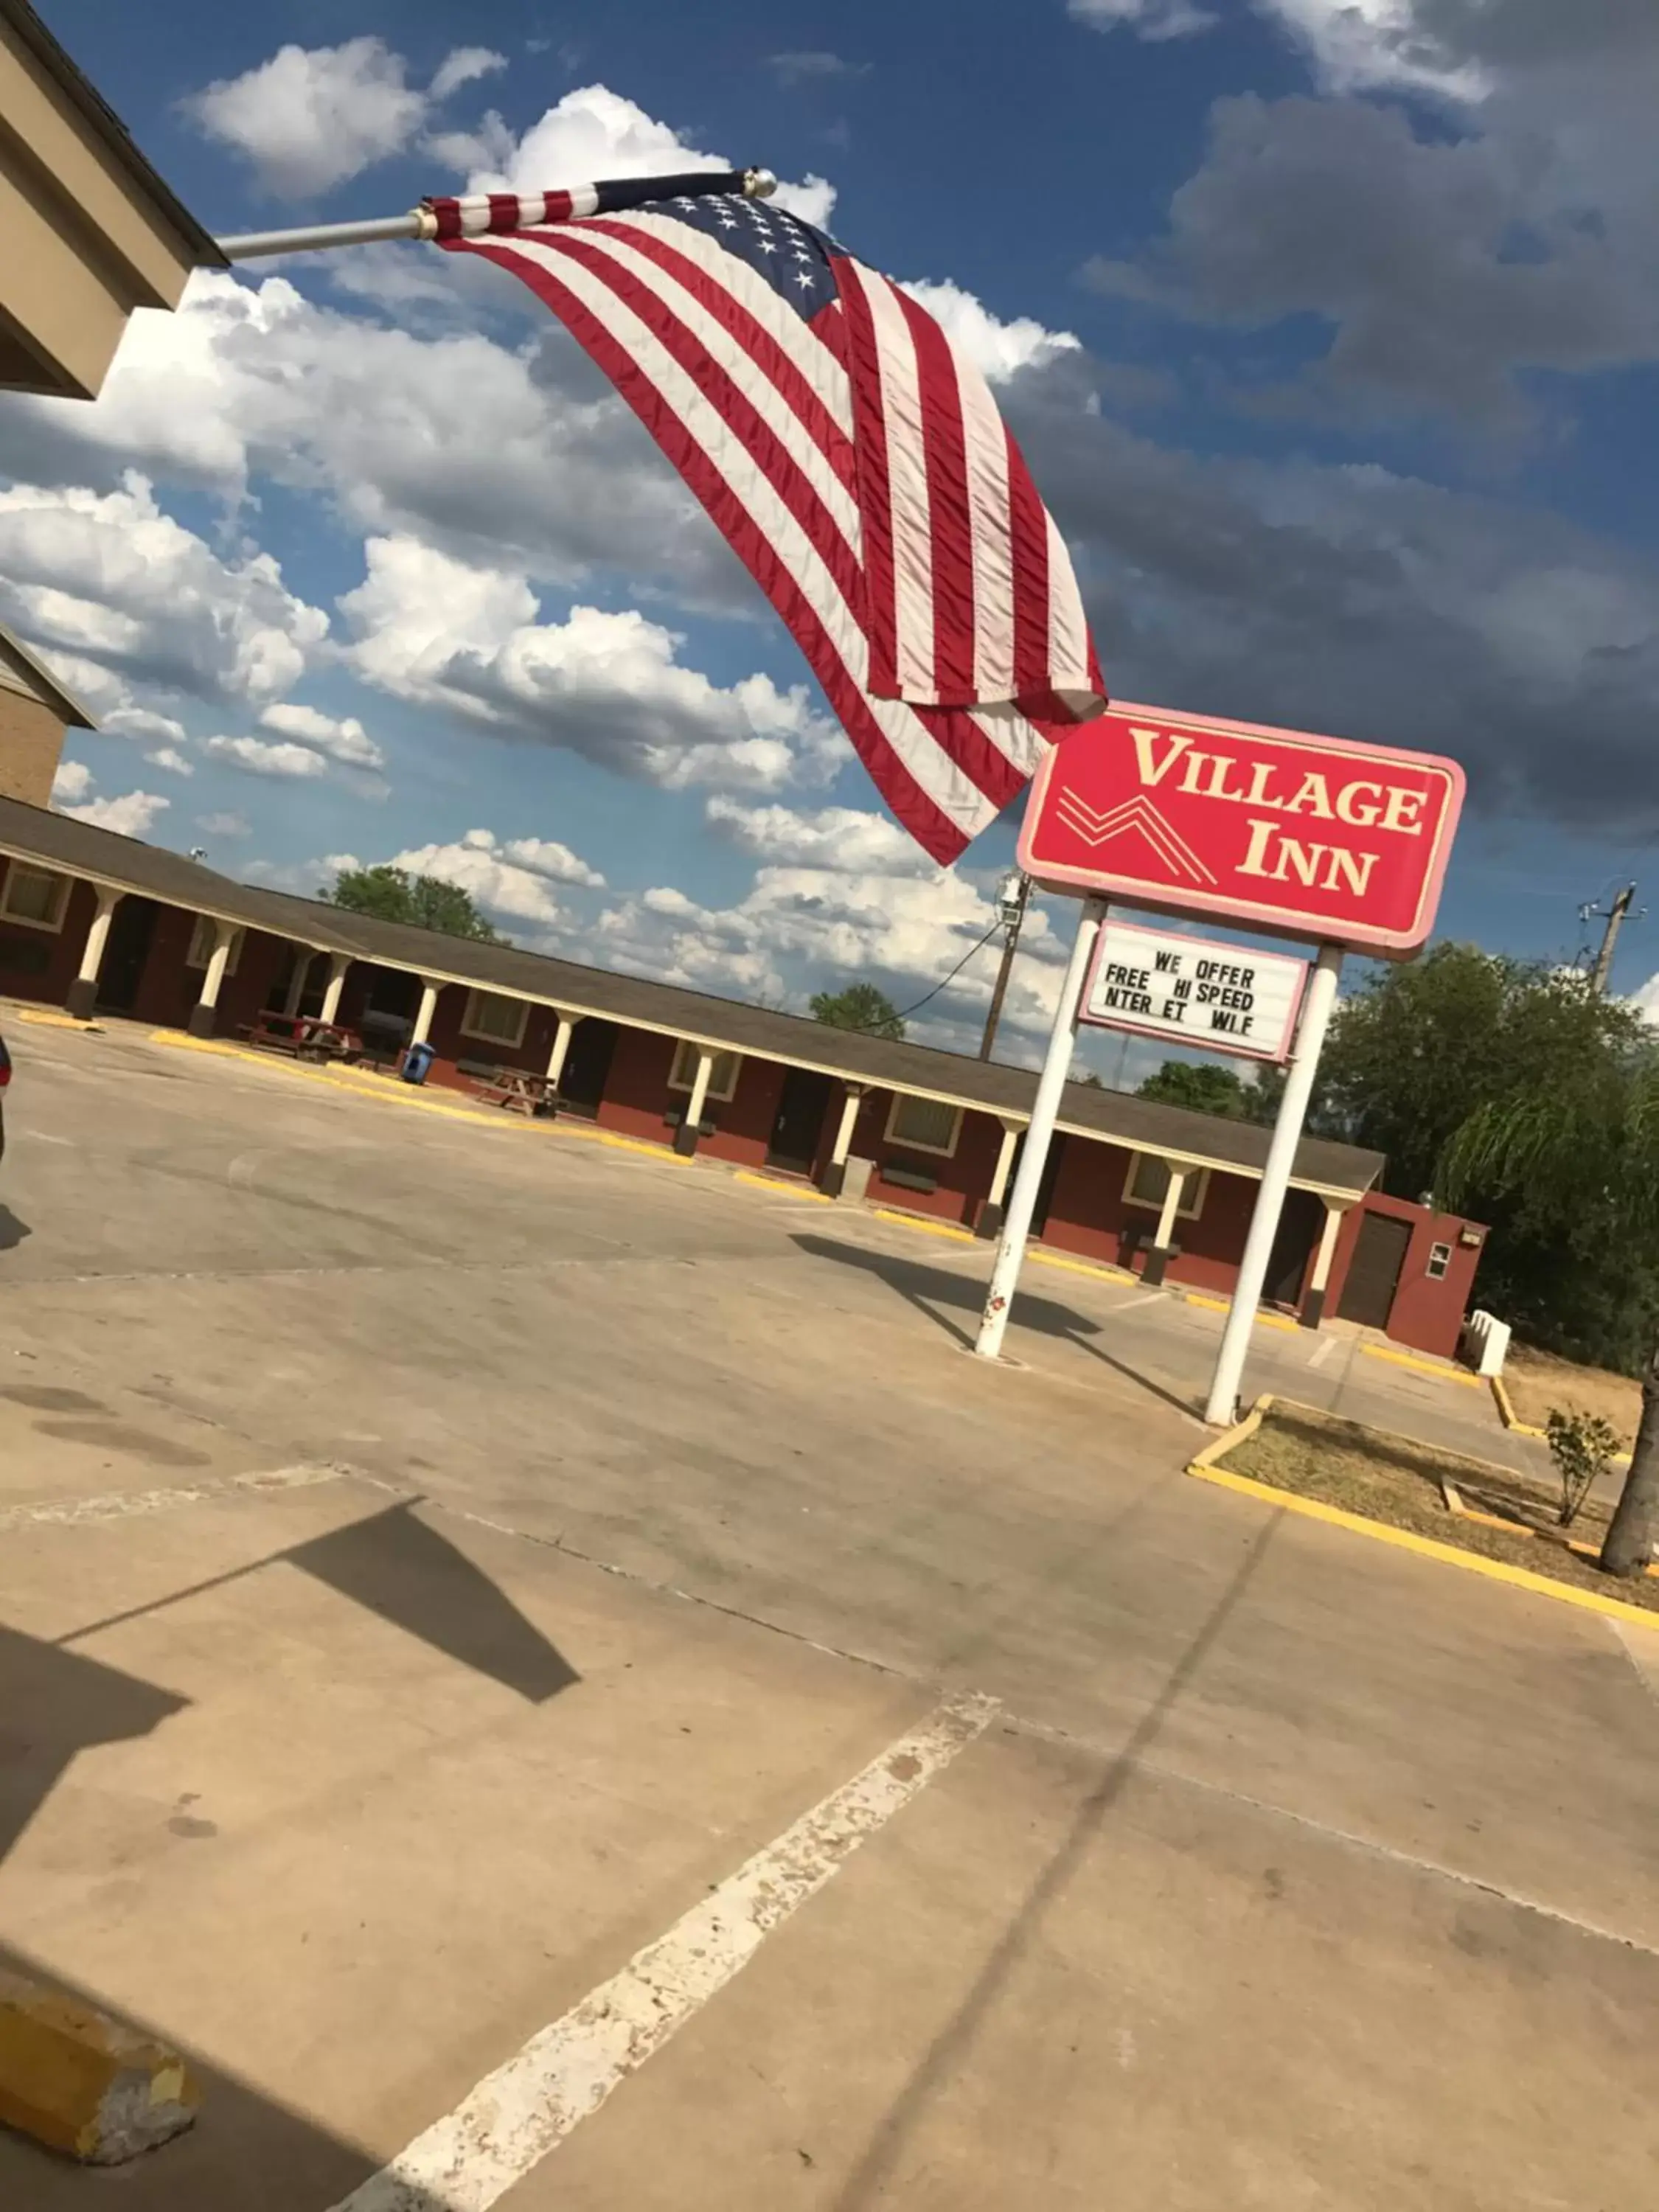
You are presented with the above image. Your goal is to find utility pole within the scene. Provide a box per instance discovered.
[979,871,1030,1060]
[1586,884,1637,994]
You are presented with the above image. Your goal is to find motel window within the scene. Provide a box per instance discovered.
[1426,1241,1453,1281]
[0,863,70,931]
[460,989,529,1049]
[185,916,244,973]
[885,1093,963,1158]
[669,1040,742,1101]
[1123,1152,1208,1220]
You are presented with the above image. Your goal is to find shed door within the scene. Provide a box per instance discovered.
[1336,1211,1412,1330]
[557,1018,618,1118]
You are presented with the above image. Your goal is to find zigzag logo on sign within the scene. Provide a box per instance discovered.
[1051,790,1218,887]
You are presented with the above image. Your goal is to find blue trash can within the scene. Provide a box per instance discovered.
[401,1040,437,1085]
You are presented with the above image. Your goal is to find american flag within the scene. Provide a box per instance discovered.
[430,176,1106,864]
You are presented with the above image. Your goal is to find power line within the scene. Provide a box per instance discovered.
[821,920,1006,1037]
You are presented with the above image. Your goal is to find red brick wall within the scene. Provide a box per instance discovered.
[417,985,563,1095]
[594,1023,679,1144]
[1326,1191,1486,1358]
[852,1095,1004,1226]
[1038,1138,1259,1290]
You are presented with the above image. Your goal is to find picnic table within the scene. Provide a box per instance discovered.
[240,1012,362,1063]
[470,1066,553,1116]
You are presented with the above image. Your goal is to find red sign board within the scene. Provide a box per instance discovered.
[1018,702,1464,956]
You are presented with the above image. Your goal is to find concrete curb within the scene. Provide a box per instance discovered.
[0,1969,198,2164]
[1188,1399,1659,1628]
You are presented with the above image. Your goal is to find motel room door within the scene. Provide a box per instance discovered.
[766,1068,834,1175]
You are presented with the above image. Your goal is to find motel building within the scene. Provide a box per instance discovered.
[0,731,1487,1360]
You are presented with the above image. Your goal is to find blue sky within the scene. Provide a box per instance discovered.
[4,0,1657,1068]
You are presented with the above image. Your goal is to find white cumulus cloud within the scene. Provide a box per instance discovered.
[386,826,605,927]
[1068,1,1218,41]
[51,759,93,804]
[898,278,1081,383]
[257,700,385,768]
[447,81,838,231]
[340,535,839,793]
[205,734,330,779]
[59,784,172,835]
[0,476,327,711]
[184,38,507,198]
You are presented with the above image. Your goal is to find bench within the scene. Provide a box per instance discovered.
[240,1014,361,1062]
[470,1066,552,1116]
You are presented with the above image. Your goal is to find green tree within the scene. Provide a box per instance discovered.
[1318,946,1655,1368]
[810,982,906,1040]
[1137,1060,1252,1118]
[324,864,507,945]
[1440,1042,1659,1579]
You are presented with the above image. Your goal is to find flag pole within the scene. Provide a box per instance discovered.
[215,167,777,263]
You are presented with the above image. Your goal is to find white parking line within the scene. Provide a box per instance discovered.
[1307,1335,1337,1368]
[330,1691,999,2212]
[1108,1290,1167,1315]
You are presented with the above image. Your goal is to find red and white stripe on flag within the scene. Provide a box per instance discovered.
[442,211,1105,863]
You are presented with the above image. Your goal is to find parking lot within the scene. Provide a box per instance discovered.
[1,1013,1655,2208]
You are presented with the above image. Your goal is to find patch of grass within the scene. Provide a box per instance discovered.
[1224,1405,1659,1614]
[1504,1343,1639,1444]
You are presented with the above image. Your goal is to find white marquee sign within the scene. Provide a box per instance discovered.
[1079,919,1308,1062]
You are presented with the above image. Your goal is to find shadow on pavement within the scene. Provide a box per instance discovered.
[0,1206,31,1251]
[0,1626,187,1870]
[0,1941,456,2210]
[793,1234,1201,1422]
[284,1501,580,1704]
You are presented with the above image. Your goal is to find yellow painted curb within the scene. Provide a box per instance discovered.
[0,1968,198,2163]
[1189,1428,1659,1630]
[10,1009,102,1032]
[1187,1393,1273,1471]
[1183,1290,1299,1334]
[1361,1343,1482,1388]
[872,1206,976,1243]
[1029,1249,1137,1287]
[735,1170,833,1202]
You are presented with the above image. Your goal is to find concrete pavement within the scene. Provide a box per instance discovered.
[0,1015,1653,2206]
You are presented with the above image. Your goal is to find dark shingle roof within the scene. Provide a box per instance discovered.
[0,795,1385,1197]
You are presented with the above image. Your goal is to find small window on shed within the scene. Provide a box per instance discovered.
[1426,1241,1453,1281]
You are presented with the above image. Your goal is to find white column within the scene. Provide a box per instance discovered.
[410,979,439,1048]
[823,1082,866,1196]
[675,1047,715,1155]
[1206,945,1345,1424]
[319,954,350,1026]
[988,1121,1021,1208]
[975,897,1107,1360]
[187,919,233,1036]
[1301,1200,1346,1328]
[545,1012,575,1088]
[976,1119,1024,1240]
[282,949,312,1018]
[66,887,118,1017]
[1154,1166,1187,1252]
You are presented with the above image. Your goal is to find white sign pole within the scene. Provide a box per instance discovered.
[975,896,1107,1361]
[1203,943,1344,1425]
